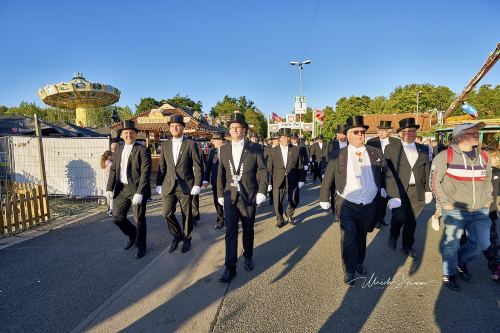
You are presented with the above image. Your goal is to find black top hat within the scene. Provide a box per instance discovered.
[226,112,248,129]
[121,120,139,132]
[377,120,392,129]
[336,124,347,134]
[278,128,291,137]
[168,114,186,127]
[396,117,420,133]
[211,132,226,140]
[344,115,369,134]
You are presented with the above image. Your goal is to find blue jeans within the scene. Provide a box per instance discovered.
[441,208,491,276]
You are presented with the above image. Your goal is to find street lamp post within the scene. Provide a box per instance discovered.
[416,90,423,125]
[290,60,311,136]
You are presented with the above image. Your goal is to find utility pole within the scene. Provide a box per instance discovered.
[34,115,50,218]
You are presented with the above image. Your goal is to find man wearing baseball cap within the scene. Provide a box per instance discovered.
[430,122,493,291]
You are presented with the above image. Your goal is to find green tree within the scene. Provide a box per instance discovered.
[466,84,500,118]
[0,105,8,116]
[162,94,203,113]
[116,106,134,121]
[321,106,336,139]
[210,95,256,117]
[135,97,160,114]
[384,84,455,114]
[8,101,46,118]
[245,108,268,138]
[369,96,388,114]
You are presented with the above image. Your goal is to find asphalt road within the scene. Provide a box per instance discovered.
[0,199,169,333]
[1,181,499,333]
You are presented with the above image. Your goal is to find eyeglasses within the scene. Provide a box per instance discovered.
[350,130,366,135]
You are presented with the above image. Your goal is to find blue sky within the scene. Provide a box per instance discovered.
[0,0,498,116]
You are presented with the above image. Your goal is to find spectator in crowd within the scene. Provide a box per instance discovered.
[430,122,493,291]
[101,150,114,217]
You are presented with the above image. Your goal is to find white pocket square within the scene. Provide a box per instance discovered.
[376,158,381,162]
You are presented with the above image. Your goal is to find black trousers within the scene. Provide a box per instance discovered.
[224,193,256,268]
[192,194,200,220]
[336,197,377,274]
[390,185,425,249]
[374,196,389,224]
[112,183,147,251]
[273,180,299,222]
[312,162,320,181]
[212,188,224,224]
[162,182,193,240]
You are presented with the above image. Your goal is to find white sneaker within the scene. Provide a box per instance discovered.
[431,215,440,231]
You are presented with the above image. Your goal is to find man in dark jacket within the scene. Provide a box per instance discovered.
[216,112,268,283]
[203,132,227,229]
[384,118,432,259]
[106,120,151,259]
[156,114,203,254]
[268,128,305,227]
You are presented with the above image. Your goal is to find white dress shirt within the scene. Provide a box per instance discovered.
[319,142,323,150]
[172,137,183,165]
[231,139,244,170]
[339,140,348,149]
[402,141,418,185]
[380,137,390,153]
[339,145,378,205]
[280,144,288,167]
[120,143,134,184]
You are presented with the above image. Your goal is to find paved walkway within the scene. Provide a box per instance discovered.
[1,181,499,333]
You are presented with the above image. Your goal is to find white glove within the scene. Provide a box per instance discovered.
[425,191,433,204]
[218,197,224,206]
[156,186,162,195]
[202,180,209,188]
[268,185,273,192]
[387,198,402,209]
[106,191,113,200]
[380,188,387,198]
[321,174,324,180]
[309,158,312,162]
[320,202,331,210]
[190,185,201,195]
[298,182,304,189]
[304,165,309,171]
[256,193,267,205]
[132,193,143,205]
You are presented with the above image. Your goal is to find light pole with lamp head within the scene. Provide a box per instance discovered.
[290,59,311,136]
[416,90,423,125]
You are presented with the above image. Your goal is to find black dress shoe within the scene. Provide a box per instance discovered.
[344,273,356,286]
[276,220,288,228]
[136,249,146,259]
[168,239,181,253]
[244,257,254,271]
[457,265,472,281]
[443,275,460,291]
[124,236,135,250]
[356,264,367,276]
[401,247,418,259]
[194,215,200,221]
[388,236,397,250]
[181,238,192,253]
[219,268,237,283]
[214,222,224,230]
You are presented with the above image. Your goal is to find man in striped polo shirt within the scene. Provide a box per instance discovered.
[430,122,493,291]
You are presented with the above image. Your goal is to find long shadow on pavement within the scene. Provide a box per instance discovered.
[319,204,432,332]
[85,183,332,332]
